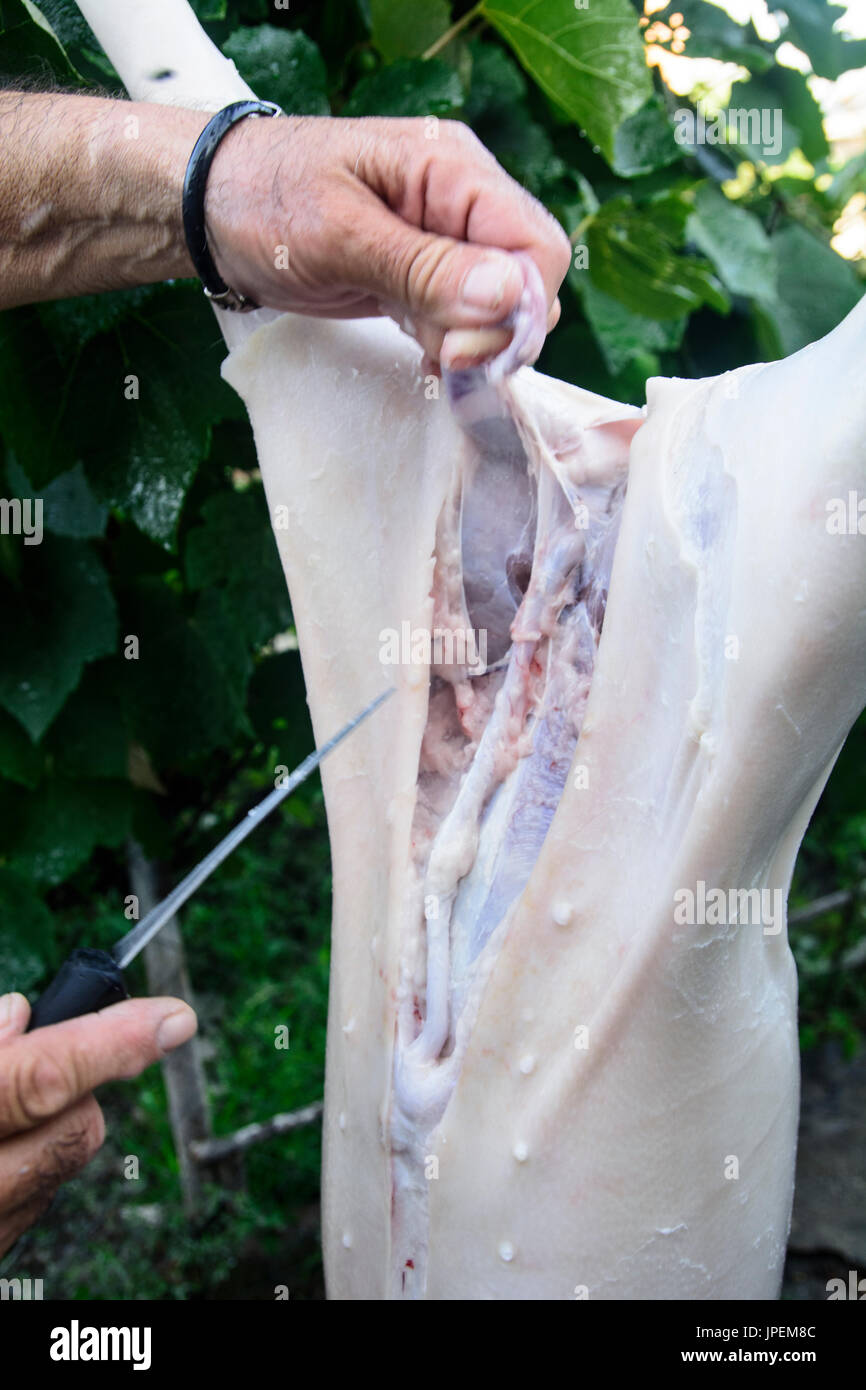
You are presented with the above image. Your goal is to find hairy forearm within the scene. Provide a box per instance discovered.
[0,91,571,365]
[0,91,208,310]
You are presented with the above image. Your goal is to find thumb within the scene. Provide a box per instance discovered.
[343,201,527,331]
[0,997,197,1139]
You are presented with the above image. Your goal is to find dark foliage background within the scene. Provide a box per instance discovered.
[0,0,863,1297]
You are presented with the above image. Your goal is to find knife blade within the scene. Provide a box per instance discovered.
[25,687,394,1030]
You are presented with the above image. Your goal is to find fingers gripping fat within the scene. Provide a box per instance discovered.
[222,299,866,1300]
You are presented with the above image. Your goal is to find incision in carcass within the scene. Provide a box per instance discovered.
[389,366,640,1295]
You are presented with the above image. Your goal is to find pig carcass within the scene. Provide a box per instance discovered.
[221,293,866,1300]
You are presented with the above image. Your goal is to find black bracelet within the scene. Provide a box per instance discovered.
[182,99,283,313]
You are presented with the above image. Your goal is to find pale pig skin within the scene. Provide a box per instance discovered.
[222,296,865,1299]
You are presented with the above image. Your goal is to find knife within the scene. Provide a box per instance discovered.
[25,687,394,1031]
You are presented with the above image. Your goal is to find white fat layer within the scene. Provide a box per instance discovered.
[220,295,866,1302]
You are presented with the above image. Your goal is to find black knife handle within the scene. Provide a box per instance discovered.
[26,949,129,1031]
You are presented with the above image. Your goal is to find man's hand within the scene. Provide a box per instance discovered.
[0,95,571,366]
[0,990,196,1259]
[205,115,572,368]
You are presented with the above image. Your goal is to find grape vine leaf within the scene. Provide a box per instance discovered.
[344,56,463,116]
[223,25,330,114]
[0,536,117,741]
[7,457,108,540]
[0,867,55,990]
[5,778,133,888]
[586,196,729,320]
[754,224,863,359]
[687,183,776,301]
[480,0,651,165]
[0,709,43,788]
[184,487,292,649]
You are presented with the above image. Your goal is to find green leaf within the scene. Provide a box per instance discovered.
[122,579,248,768]
[0,867,55,991]
[0,309,78,488]
[191,0,228,18]
[1,294,167,501]
[0,536,117,741]
[4,777,132,887]
[753,224,863,359]
[586,196,729,320]
[0,0,77,82]
[223,25,330,114]
[612,96,682,178]
[480,0,651,165]
[43,462,108,540]
[464,39,565,197]
[192,588,254,726]
[0,708,43,788]
[78,372,202,548]
[575,277,686,375]
[539,319,649,405]
[37,285,160,355]
[18,0,97,50]
[21,0,63,47]
[7,457,107,539]
[638,189,692,242]
[184,487,291,649]
[547,166,598,235]
[70,43,120,85]
[9,0,115,86]
[779,0,866,80]
[687,183,776,300]
[64,287,241,548]
[343,55,463,116]
[477,103,566,197]
[370,0,451,61]
[463,37,527,120]
[45,662,129,780]
[114,384,203,546]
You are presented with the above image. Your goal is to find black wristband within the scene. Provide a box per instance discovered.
[182,99,283,313]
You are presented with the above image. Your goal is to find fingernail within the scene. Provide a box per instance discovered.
[441,327,511,370]
[461,256,521,312]
[0,992,27,1032]
[156,1007,197,1054]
